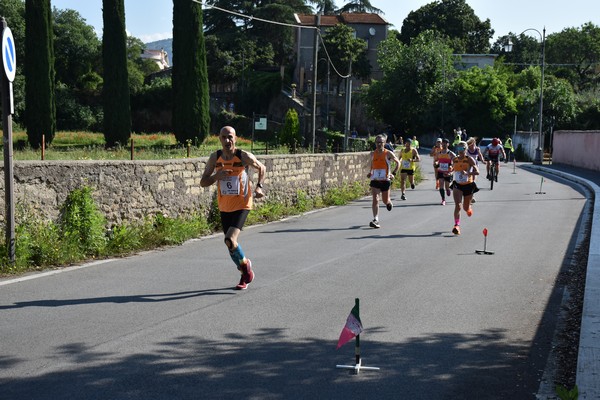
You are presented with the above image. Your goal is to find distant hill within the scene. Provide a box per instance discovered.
[145,38,173,66]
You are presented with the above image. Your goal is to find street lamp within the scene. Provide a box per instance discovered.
[507,28,546,164]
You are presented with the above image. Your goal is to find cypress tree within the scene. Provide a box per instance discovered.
[102,0,131,147]
[172,0,211,143]
[24,0,55,148]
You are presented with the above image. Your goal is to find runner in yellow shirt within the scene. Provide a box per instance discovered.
[399,139,420,200]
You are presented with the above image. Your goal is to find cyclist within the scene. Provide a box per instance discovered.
[484,138,506,182]
[451,141,479,235]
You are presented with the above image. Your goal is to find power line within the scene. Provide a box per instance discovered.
[193,0,318,31]
[193,0,351,79]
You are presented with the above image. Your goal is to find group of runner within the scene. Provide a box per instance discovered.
[368,133,509,236]
[202,126,508,290]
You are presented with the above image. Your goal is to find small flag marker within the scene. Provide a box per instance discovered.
[535,176,546,194]
[336,298,380,374]
[475,228,495,255]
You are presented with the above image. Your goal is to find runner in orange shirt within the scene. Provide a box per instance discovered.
[201,126,266,289]
[367,134,400,228]
[450,141,479,235]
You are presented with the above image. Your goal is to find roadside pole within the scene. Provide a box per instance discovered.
[1,18,16,264]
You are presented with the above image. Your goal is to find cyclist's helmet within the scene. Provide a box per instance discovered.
[492,138,500,146]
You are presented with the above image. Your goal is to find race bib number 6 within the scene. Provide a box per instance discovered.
[219,176,240,195]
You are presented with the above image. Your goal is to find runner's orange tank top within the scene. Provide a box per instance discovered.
[370,150,391,181]
[216,149,253,212]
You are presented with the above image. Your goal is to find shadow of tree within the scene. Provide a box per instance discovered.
[0,328,541,400]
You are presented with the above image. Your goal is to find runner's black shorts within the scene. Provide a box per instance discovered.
[400,168,415,176]
[221,209,250,233]
[436,171,453,181]
[451,182,479,196]
[370,180,391,192]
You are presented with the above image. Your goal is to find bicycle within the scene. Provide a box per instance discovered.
[489,158,500,190]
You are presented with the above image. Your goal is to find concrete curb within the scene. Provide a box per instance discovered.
[523,164,600,399]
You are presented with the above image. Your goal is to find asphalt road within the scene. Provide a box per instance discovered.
[0,160,588,400]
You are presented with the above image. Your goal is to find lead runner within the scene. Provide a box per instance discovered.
[200,126,266,290]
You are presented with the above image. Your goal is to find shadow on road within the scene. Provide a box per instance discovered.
[0,327,541,400]
[0,288,234,310]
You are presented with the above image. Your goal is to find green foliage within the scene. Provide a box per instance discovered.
[279,109,301,151]
[337,0,382,13]
[55,82,101,131]
[546,23,600,91]
[204,0,309,67]
[238,70,283,115]
[246,201,292,225]
[102,0,132,147]
[365,31,454,134]
[574,90,600,129]
[105,224,142,255]
[12,204,63,268]
[294,190,313,213]
[323,181,369,206]
[131,77,173,133]
[399,0,493,54]
[448,66,517,133]
[24,0,56,148]
[59,187,107,257]
[556,384,578,400]
[53,8,101,89]
[325,130,344,152]
[321,23,369,87]
[172,0,211,144]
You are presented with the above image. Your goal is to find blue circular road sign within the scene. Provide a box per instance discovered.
[2,27,17,82]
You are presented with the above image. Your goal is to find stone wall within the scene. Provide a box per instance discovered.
[0,152,372,225]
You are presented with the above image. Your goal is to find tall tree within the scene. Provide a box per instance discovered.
[337,0,382,14]
[307,0,336,15]
[53,9,101,89]
[545,23,600,91]
[363,31,454,134]
[102,0,131,146]
[447,66,517,134]
[321,23,369,90]
[400,0,493,54]
[172,0,210,143]
[24,0,55,148]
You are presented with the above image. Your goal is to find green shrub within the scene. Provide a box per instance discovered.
[59,186,107,257]
[105,224,142,255]
[279,109,301,152]
[294,190,313,213]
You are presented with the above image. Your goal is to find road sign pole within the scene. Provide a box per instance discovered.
[1,18,16,264]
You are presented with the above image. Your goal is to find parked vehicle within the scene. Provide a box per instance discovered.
[478,138,493,160]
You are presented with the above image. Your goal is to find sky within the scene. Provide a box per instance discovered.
[50,0,599,44]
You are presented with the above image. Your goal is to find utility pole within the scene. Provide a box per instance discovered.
[311,14,320,152]
[343,58,352,152]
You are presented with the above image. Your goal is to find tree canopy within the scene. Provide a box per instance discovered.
[399,0,493,54]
